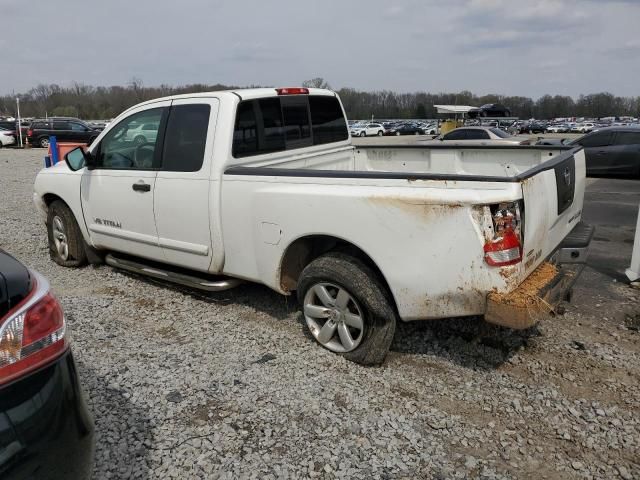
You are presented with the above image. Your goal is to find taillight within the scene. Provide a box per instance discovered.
[0,272,67,386]
[27,129,33,136]
[276,87,309,95]
[483,202,523,266]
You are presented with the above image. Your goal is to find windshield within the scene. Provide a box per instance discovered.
[489,128,511,138]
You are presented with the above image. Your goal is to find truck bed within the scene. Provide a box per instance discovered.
[225,144,577,181]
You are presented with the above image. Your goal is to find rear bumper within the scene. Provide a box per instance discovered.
[0,350,94,480]
[485,222,594,329]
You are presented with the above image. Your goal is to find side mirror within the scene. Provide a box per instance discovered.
[64,147,95,171]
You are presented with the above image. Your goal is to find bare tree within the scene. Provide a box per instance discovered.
[302,78,331,89]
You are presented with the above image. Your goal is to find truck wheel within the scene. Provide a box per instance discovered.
[39,137,50,148]
[47,200,87,267]
[297,252,397,365]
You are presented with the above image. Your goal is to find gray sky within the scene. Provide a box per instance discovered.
[1,0,639,98]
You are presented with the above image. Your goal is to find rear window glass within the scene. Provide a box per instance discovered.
[162,104,210,172]
[489,128,510,138]
[309,96,348,145]
[232,95,347,158]
[282,96,311,148]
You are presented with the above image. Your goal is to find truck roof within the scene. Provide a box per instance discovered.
[130,87,336,110]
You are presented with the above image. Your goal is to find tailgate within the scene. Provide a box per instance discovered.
[520,148,586,274]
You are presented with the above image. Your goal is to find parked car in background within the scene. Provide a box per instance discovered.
[350,122,384,137]
[422,123,438,135]
[578,122,597,133]
[27,117,101,148]
[546,124,570,133]
[124,120,160,145]
[0,127,16,147]
[468,104,512,118]
[518,121,547,134]
[428,127,530,145]
[570,126,640,177]
[0,249,94,479]
[385,123,425,136]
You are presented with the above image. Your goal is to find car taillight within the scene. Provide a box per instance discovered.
[27,129,33,136]
[483,202,523,266]
[0,272,67,386]
[276,87,309,95]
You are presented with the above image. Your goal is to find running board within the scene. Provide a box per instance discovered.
[105,254,243,292]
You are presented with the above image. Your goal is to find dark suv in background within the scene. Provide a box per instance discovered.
[27,117,101,148]
[570,126,640,177]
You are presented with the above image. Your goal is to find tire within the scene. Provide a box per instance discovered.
[297,252,397,365]
[46,200,87,267]
[395,131,401,136]
[39,136,50,148]
[359,131,366,137]
[377,130,383,136]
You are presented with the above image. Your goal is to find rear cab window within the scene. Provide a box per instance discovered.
[232,94,348,158]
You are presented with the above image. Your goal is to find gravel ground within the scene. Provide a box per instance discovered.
[1,149,639,479]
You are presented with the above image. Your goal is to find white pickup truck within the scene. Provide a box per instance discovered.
[33,87,593,364]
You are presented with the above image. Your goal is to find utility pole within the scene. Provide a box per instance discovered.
[16,97,23,148]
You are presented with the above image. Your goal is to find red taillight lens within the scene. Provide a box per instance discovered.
[0,274,67,386]
[483,202,523,266]
[276,87,309,95]
[484,227,522,266]
[27,129,33,136]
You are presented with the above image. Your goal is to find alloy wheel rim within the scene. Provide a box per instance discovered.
[52,216,69,260]
[303,282,365,353]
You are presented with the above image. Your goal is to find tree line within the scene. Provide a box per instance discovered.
[1,78,638,121]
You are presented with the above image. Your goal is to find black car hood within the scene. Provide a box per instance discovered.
[0,250,31,319]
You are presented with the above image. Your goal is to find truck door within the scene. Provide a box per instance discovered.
[81,102,170,260]
[153,99,218,272]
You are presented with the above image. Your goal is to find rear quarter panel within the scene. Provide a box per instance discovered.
[220,175,523,320]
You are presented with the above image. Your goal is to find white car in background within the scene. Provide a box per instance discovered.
[578,122,596,133]
[0,127,16,147]
[422,123,438,135]
[424,127,530,145]
[350,123,384,137]
[125,121,160,145]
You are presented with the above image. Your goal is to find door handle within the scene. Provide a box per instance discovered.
[132,182,151,192]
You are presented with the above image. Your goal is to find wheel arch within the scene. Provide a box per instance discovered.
[278,234,398,311]
[40,192,92,244]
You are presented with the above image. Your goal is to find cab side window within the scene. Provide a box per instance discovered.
[161,104,211,172]
[97,108,165,170]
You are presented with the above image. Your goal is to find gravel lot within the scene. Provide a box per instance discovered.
[1,149,639,479]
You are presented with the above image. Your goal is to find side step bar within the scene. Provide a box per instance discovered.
[105,254,243,292]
